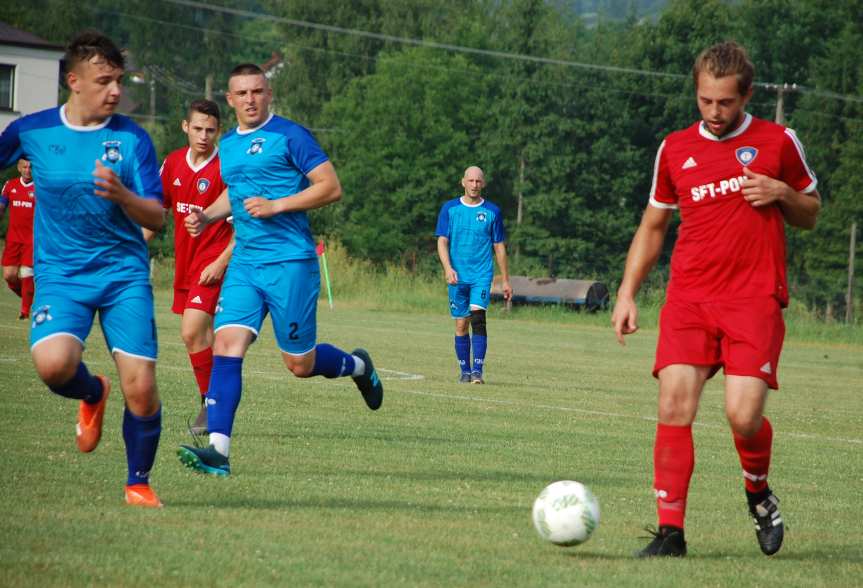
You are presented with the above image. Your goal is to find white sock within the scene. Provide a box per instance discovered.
[351,356,366,377]
[210,432,231,457]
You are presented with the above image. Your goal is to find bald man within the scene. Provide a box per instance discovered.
[435,166,512,383]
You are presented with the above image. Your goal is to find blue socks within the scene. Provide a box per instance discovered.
[48,362,103,404]
[207,356,244,437]
[123,405,161,486]
[455,335,471,374]
[471,335,487,375]
[311,343,356,378]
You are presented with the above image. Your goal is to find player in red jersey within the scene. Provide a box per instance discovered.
[146,100,233,434]
[612,42,821,558]
[1,158,36,319]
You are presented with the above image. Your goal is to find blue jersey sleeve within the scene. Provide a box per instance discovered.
[0,119,24,170]
[286,125,329,175]
[131,130,163,201]
[435,201,452,237]
[491,211,506,243]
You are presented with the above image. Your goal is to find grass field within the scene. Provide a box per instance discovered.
[1,287,861,587]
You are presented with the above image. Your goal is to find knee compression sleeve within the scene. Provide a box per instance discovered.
[470,309,487,336]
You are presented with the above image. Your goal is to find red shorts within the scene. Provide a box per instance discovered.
[2,240,33,267]
[172,281,222,315]
[653,296,785,389]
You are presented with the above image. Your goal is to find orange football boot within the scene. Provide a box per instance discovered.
[125,484,163,508]
[76,375,110,453]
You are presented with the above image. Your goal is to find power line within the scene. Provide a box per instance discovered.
[163,0,863,105]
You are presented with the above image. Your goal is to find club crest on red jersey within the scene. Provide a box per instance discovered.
[102,140,123,163]
[196,178,211,193]
[735,146,758,166]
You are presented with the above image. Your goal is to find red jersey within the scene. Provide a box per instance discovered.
[1,177,35,245]
[160,147,232,290]
[650,113,817,307]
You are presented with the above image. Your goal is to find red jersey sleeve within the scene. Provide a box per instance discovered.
[159,158,173,209]
[780,129,818,194]
[649,140,677,209]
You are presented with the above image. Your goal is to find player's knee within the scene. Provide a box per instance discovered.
[34,360,77,387]
[470,309,487,336]
[120,373,159,414]
[180,324,209,350]
[284,355,314,378]
[726,410,761,438]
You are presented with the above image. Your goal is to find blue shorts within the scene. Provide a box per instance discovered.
[214,258,319,355]
[448,282,491,318]
[30,279,158,360]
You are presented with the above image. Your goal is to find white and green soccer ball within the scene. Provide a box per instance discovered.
[532,480,600,546]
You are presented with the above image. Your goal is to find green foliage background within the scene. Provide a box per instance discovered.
[1,0,861,319]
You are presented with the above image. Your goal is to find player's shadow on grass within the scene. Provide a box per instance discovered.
[683,549,863,563]
[281,466,626,488]
[169,496,524,515]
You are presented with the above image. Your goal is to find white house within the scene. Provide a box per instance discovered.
[0,21,63,131]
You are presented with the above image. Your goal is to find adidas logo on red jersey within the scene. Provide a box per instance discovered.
[682,157,697,170]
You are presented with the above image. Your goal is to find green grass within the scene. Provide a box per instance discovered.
[1,286,862,587]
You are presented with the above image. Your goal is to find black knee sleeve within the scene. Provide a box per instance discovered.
[470,309,487,336]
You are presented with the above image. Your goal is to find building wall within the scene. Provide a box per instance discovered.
[0,44,62,131]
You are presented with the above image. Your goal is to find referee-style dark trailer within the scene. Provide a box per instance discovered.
[490,275,609,312]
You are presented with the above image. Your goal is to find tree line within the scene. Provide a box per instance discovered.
[2,0,861,319]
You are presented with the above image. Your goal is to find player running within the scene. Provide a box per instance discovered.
[612,42,821,557]
[0,31,165,507]
[146,99,233,435]
[1,158,36,318]
[177,63,384,477]
[435,166,512,384]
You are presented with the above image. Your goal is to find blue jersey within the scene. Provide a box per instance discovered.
[0,106,162,283]
[435,197,506,284]
[219,113,329,264]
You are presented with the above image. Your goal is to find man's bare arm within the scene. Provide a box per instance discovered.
[611,205,673,345]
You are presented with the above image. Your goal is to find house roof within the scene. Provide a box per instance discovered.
[0,21,63,52]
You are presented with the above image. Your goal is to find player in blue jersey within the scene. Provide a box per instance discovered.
[177,63,383,476]
[436,166,512,384]
[0,31,165,507]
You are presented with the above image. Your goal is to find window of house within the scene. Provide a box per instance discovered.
[0,64,15,111]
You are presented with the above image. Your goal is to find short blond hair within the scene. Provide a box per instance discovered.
[693,41,754,96]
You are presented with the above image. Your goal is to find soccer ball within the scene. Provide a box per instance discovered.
[532,480,600,546]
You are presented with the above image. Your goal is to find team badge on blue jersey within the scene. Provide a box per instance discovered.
[735,146,758,166]
[196,178,211,194]
[102,140,123,163]
[476,212,487,222]
[247,138,266,155]
[31,305,53,327]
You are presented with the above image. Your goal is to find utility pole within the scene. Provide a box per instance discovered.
[149,78,156,127]
[847,221,857,324]
[771,83,798,125]
[515,154,525,263]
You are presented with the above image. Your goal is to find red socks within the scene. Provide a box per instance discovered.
[5,278,21,297]
[653,423,695,529]
[733,417,773,494]
[20,276,34,316]
[189,347,214,398]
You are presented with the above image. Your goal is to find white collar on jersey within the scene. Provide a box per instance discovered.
[459,196,485,208]
[59,104,113,132]
[185,146,219,173]
[698,112,752,142]
[235,112,274,135]
[19,178,34,187]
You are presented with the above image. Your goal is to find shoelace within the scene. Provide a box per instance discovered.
[186,415,207,448]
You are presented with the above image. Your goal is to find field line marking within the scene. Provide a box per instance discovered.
[400,389,863,445]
